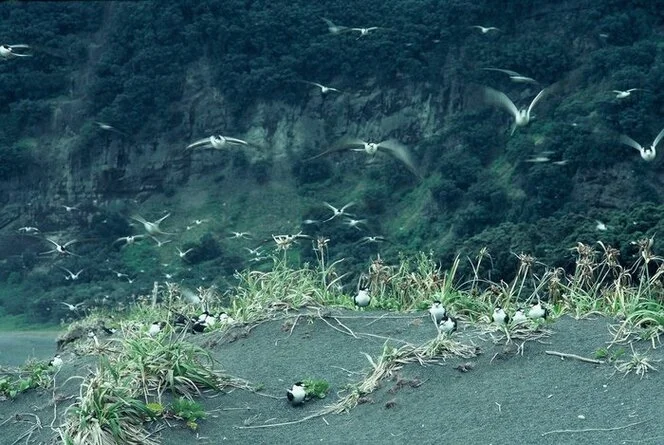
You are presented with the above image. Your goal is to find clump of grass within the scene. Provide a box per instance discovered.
[0,359,53,399]
[613,344,660,379]
[302,378,330,400]
[165,397,207,430]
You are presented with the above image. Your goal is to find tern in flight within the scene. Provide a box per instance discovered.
[484,87,546,135]
[613,88,643,99]
[618,127,664,162]
[308,138,420,177]
[471,26,500,34]
[186,135,250,150]
[482,68,538,84]
[297,80,342,94]
[0,44,31,59]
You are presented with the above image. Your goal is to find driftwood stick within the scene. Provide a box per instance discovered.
[545,350,604,364]
[541,419,648,436]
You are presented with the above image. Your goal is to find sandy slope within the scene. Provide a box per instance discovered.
[0,313,662,445]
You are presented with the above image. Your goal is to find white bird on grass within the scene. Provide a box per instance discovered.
[309,138,420,177]
[484,87,546,135]
[482,68,538,84]
[186,135,250,150]
[0,44,31,59]
[471,25,500,34]
[613,88,643,99]
[618,128,664,162]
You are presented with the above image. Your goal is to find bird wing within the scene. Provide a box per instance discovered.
[652,127,664,149]
[483,87,519,119]
[377,139,421,177]
[527,89,546,115]
[482,67,520,76]
[224,137,249,145]
[306,138,366,161]
[619,135,643,151]
[186,138,211,149]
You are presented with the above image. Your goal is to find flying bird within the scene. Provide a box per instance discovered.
[0,44,31,59]
[482,68,538,84]
[94,121,129,137]
[471,26,500,34]
[297,80,342,94]
[131,213,173,236]
[323,202,355,222]
[349,27,381,38]
[309,138,420,177]
[613,88,643,99]
[186,135,250,150]
[321,17,348,35]
[618,128,664,162]
[484,87,546,135]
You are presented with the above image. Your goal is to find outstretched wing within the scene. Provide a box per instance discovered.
[377,139,420,177]
[652,127,664,149]
[619,134,643,151]
[483,87,519,119]
[527,89,546,115]
[306,138,366,161]
[482,67,520,77]
[186,138,211,150]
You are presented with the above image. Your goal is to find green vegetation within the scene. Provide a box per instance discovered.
[0,359,54,399]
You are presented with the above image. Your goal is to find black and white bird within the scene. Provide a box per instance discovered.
[618,127,664,162]
[484,87,546,135]
[286,382,306,405]
[48,354,63,368]
[148,321,166,336]
[186,134,251,150]
[528,301,548,320]
[354,274,371,307]
[512,307,528,325]
[218,312,234,325]
[429,301,446,325]
[492,306,510,325]
[437,314,457,335]
[0,44,31,59]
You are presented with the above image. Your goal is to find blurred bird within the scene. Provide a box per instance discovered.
[131,213,173,236]
[613,88,643,99]
[484,87,546,135]
[357,235,387,245]
[528,301,548,320]
[42,238,78,256]
[323,202,355,222]
[186,135,250,150]
[321,17,348,35]
[287,382,306,405]
[0,44,31,59]
[618,128,664,162]
[94,121,129,137]
[308,138,420,177]
[512,307,527,325]
[482,68,538,84]
[354,274,371,307]
[114,234,146,247]
[61,302,84,312]
[60,267,84,280]
[471,25,500,34]
[349,27,381,38]
[148,321,166,336]
[49,354,63,368]
[297,80,342,94]
[343,218,367,231]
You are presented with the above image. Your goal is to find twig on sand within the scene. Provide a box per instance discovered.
[235,412,325,429]
[545,350,604,364]
[541,419,648,436]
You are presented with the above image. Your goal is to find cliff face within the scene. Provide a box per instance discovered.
[1,1,664,323]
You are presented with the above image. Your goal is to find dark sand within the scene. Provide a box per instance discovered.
[1,313,662,445]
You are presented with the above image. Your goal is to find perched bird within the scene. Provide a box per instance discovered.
[131,213,173,236]
[429,301,446,325]
[618,128,664,162]
[309,138,420,177]
[218,312,234,325]
[0,44,31,59]
[437,314,457,334]
[482,68,538,84]
[354,274,371,307]
[297,80,342,94]
[512,307,528,325]
[48,354,63,368]
[321,17,348,35]
[287,382,307,405]
[528,301,548,320]
[148,321,166,336]
[613,88,643,99]
[186,135,250,150]
[484,87,546,135]
[471,25,500,34]
[323,202,355,222]
[492,306,510,325]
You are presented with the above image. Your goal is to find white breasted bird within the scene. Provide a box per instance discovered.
[437,314,457,335]
[492,306,510,325]
[148,321,166,336]
[528,301,548,320]
[286,382,307,405]
[512,307,528,325]
[354,274,371,307]
[429,300,446,325]
[49,354,63,368]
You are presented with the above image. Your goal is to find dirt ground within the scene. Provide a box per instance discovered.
[1,312,662,445]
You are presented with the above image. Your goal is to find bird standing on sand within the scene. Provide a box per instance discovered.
[287,382,306,405]
[438,314,457,334]
[429,301,446,325]
[49,354,63,368]
[354,274,371,307]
